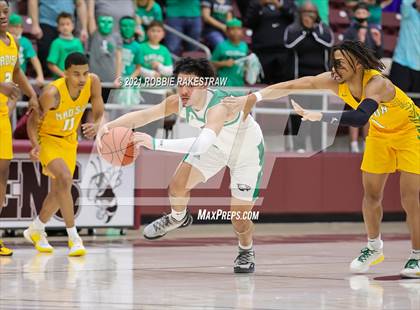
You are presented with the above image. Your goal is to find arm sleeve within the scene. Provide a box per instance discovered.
[321,98,379,128]
[154,127,217,155]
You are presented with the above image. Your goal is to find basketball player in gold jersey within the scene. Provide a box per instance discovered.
[0,0,39,256]
[25,52,104,256]
[223,41,420,278]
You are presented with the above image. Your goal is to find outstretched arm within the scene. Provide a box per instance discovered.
[292,76,393,128]
[133,104,227,155]
[222,72,339,118]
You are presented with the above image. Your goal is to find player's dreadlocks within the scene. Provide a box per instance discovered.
[331,40,385,73]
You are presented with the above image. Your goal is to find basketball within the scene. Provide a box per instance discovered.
[97,127,137,166]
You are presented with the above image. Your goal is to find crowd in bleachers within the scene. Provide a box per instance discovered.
[5,0,420,151]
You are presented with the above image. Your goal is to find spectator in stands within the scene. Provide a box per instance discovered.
[211,18,248,86]
[135,0,163,42]
[111,16,143,106]
[244,0,296,84]
[390,0,420,107]
[47,12,85,78]
[285,2,333,77]
[284,2,333,152]
[295,0,329,24]
[138,21,173,78]
[164,0,202,55]
[361,0,393,25]
[87,0,136,35]
[202,0,233,50]
[343,3,383,58]
[136,0,163,26]
[120,16,142,79]
[28,0,88,77]
[8,13,44,87]
[88,15,122,101]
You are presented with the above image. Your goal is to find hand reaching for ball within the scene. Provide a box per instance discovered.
[82,123,99,140]
[131,132,153,150]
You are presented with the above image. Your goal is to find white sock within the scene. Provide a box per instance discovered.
[171,208,186,222]
[66,227,79,240]
[350,141,359,152]
[368,234,383,250]
[411,249,420,260]
[32,216,46,230]
[239,242,253,251]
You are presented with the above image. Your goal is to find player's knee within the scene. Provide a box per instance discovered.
[54,171,73,189]
[363,190,383,205]
[168,179,189,197]
[400,189,419,212]
[231,217,252,233]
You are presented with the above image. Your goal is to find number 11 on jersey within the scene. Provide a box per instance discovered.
[63,117,75,131]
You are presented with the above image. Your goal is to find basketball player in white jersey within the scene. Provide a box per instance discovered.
[98,57,264,273]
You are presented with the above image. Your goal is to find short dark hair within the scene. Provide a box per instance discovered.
[331,40,385,72]
[119,15,135,25]
[65,52,88,70]
[57,11,73,24]
[148,20,164,30]
[173,57,216,79]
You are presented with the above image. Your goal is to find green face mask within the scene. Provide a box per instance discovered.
[98,16,114,35]
[120,18,136,39]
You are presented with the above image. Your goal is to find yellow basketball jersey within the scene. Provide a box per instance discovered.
[338,69,420,137]
[39,76,91,137]
[0,32,18,116]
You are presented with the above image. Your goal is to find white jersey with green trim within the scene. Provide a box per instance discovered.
[178,89,263,154]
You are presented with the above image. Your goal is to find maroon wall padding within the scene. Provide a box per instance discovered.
[13,141,404,229]
[134,151,405,226]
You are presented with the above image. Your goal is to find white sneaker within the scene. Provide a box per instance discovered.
[68,237,86,257]
[23,226,54,253]
[350,141,360,153]
[400,258,420,279]
[143,210,193,240]
[350,245,384,273]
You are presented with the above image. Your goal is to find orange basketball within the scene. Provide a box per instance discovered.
[97,127,137,166]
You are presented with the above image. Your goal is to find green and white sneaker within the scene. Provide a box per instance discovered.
[400,258,420,279]
[350,245,384,273]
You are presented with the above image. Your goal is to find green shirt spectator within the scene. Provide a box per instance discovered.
[211,19,248,86]
[19,36,37,73]
[122,40,142,76]
[139,42,173,74]
[166,0,201,17]
[136,0,163,26]
[47,37,85,77]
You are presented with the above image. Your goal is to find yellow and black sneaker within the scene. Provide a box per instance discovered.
[0,239,13,256]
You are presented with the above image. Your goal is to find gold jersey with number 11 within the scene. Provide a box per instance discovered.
[39,76,92,138]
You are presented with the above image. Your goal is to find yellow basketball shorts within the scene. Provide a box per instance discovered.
[39,133,78,177]
[362,132,420,175]
[0,113,13,160]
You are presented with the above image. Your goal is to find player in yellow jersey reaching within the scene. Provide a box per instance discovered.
[0,0,39,256]
[222,40,420,278]
[25,52,104,257]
